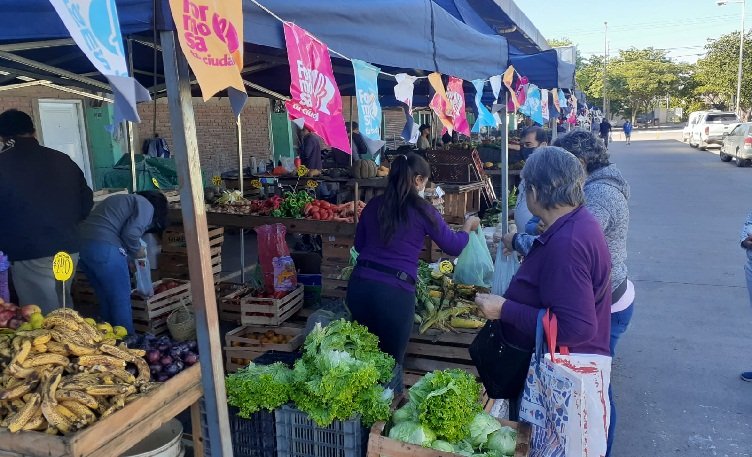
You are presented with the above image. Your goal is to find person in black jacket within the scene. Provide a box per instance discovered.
[299,127,322,170]
[0,109,93,312]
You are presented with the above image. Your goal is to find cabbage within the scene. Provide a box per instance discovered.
[388,421,437,447]
[430,440,455,452]
[486,427,517,455]
[392,402,418,424]
[453,441,475,457]
[468,412,502,447]
[475,451,504,457]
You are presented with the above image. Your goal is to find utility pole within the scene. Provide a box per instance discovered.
[603,21,608,119]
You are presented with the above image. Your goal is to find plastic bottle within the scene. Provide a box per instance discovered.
[0,252,9,303]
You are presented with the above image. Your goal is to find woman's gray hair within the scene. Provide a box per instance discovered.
[521,146,585,210]
[553,130,610,173]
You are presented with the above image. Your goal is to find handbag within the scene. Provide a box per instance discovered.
[469,319,533,399]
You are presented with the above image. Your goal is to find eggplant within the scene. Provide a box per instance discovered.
[156,373,170,382]
[146,349,161,364]
[169,348,183,360]
[187,340,198,351]
[157,344,170,353]
[183,352,198,366]
[174,360,185,372]
[160,356,173,366]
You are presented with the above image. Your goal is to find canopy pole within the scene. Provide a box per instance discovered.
[126,38,137,193]
[160,30,233,457]
[500,93,509,235]
[237,117,246,283]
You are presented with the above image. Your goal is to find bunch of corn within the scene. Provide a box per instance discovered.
[415,270,486,333]
[0,309,158,435]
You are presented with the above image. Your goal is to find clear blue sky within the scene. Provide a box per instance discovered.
[518,0,752,63]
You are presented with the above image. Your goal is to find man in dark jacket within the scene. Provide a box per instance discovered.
[299,127,322,170]
[0,109,93,311]
[600,117,613,148]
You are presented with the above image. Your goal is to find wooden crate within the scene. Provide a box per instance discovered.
[419,238,459,263]
[321,234,354,298]
[71,272,97,306]
[131,279,191,335]
[0,364,202,457]
[216,282,247,322]
[221,284,304,326]
[158,245,222,281]
[403,327,479,376]
[440,182,483,225]
[224,323,304,372]
[161,225,225,254]
[367,417,531,457]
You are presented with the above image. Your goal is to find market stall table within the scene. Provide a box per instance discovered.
[0,365,202,457]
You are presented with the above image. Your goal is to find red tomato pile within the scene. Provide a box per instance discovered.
[304,200,366,222]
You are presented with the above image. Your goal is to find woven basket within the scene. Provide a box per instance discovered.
[167,299,196,341]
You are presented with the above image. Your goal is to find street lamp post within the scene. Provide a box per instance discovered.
[718,0,746,116]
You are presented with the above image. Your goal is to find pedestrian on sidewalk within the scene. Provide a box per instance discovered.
[739,212,752,381]
[600,117,613,148]
[623,120,633,145]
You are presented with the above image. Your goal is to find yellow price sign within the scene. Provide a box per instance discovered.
[296,165,309,177]
[439,260,454,274]
[251,179,262,189]
[52,252,74,282]
[306,179,319,189]
[211,175,223,187]
[151,178,160,189]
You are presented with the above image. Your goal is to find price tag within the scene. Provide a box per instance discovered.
[151,178,161,189]
[52,252,74,282]
[439,260,454,274]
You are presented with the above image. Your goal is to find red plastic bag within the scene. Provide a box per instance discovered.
[255,224,291,293]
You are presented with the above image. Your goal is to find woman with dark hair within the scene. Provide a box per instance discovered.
[78,191,169,333]
[347,153,479,365]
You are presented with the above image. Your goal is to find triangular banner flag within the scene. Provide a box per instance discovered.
[502,66,518,108]
[49,0,151,126]
[169,0,247,116]
[284,22,350,153]
[352,59,383,143]
[490,74,502,102]
[446,77,470,136]
[471,79,496,133]
[428,73,455,133]
[541,89,550,122]
[394,73,417,141]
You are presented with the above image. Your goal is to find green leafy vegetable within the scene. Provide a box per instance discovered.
[486,427,517,455]
[225,362,292,418]
[430,440,455,452]
[388,421,437,447]
[392,402,418,424]
[468,412,502,447]
[415,369,482,442]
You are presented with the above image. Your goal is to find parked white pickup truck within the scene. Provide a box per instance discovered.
[689,111,739,150]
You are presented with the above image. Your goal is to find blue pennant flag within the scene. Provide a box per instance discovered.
[352,59,383,141]
[471,79,497,133]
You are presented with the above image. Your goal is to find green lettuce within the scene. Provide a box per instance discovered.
[468,412,502,447]
[486,427,517,455]
[388,421,437,446]
[225,362,292,418]
[414,369,482,442]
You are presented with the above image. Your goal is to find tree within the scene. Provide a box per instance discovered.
[695,31,752,118]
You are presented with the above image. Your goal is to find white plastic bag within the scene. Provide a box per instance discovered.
[134,240,154,297]
[491,244,519,296]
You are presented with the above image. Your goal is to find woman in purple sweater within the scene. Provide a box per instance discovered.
[476,147,612,400]
[348,153,479,364]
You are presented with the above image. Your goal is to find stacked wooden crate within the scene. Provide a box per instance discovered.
[158,226,224,281]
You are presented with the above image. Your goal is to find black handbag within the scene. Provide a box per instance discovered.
[469,320,533,399]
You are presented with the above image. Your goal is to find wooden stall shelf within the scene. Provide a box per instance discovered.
[403,327,479,376]
[221,284,304,326]
[224,323,304,372]
[367,417,531,457]
[321,234,355,298]
[216,282,247,323]
[0,364,202,457]
[439,182,483,225]
[131,279,191,335]
[161,226,225,253]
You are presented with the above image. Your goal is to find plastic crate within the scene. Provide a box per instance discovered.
[255,350,301,367]
[275,405,368,457]
[200,402,277,457]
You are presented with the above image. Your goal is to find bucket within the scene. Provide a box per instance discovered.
[122,419,183,457]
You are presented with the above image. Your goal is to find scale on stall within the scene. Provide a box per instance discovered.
[258,176,280,198]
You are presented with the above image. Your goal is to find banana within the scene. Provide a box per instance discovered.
[98,344,137,363]
[133,357,150,384]
[110,369,136,384]
[45,425,59,435]
[8,363,39,379]
[60,401,96,425]
[0,379,38,400]
[76,355,125,369]
[41,398,71,434]
[54,390,98,410]
[33,343,47,353]
[65,343,97,357]
[10,340,31,366]
[85,384,135,396]
[7,393,40,432]
[21,408,45,431]
[100,394,126,418]
[43,316,80,332]
[21,354,69,369]
[32,333,52,346]
[46,341,70,356]
[54,403,79,422]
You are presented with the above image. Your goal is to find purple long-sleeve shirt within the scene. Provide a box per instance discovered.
[500,207,612,356]
[352,196,469,292]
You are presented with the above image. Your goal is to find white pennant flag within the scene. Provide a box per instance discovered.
[490,75,503,101]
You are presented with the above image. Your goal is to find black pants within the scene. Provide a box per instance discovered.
[346,276,415,364]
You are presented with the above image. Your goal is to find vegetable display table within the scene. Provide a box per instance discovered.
[0,364,202,457]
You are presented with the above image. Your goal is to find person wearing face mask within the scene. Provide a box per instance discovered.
[0,109,93,312]
[514,126,549,233]
[347,153,479,370]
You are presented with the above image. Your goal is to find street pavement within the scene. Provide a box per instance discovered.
[608,136,752,456]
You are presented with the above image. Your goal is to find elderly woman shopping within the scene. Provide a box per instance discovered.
[475,147,612,438]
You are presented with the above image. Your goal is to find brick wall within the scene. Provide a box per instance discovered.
[136,97,271,178]
[0,87,272,179]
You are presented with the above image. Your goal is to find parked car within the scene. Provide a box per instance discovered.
[689,111,739,150]
[720,122,752,167]
[683,111,706,143]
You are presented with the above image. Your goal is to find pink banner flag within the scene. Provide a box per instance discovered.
[283,23,350,153]
[446,77,470,136]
